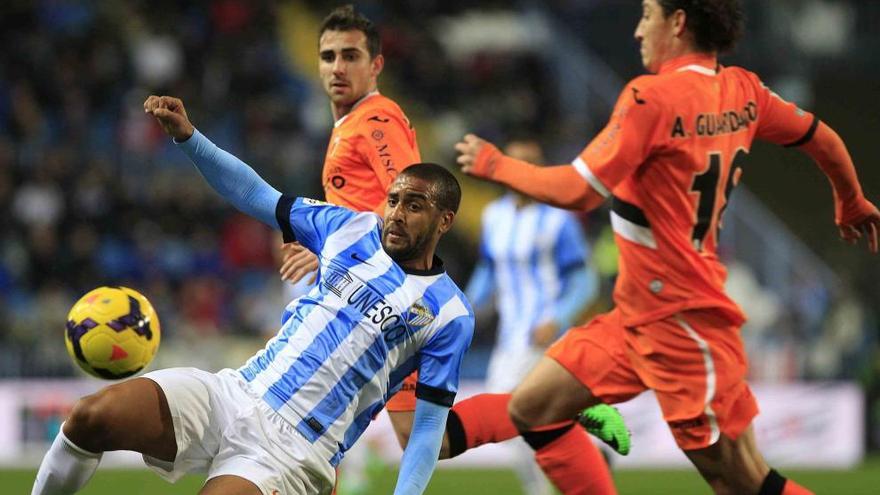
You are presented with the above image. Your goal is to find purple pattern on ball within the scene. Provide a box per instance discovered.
[106,296,154,340]
[66,318,98,363]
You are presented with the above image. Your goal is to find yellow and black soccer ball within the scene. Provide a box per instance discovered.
[65,286,161,379]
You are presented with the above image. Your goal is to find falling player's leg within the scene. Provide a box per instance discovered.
[32,378,176,495]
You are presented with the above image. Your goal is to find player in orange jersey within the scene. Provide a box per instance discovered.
[455,1,878,494]
[279,4,421,284]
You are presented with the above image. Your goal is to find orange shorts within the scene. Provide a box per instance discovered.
[547,307,758,450]
[385,372,418,412]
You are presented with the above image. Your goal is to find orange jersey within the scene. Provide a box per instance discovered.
[574,54,817,326]
[323,92,421,214]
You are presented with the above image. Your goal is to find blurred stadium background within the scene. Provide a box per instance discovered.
[1,0,879,493]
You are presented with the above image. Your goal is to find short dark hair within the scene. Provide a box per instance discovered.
[657,0,743,53]
[399,163,462,213]
[319,5,382,58]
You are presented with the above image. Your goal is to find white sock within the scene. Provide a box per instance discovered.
[32,425,102,495]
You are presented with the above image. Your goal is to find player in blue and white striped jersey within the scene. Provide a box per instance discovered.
[467,140,597,391]
[32,96,473,495]
[240,193,473,466]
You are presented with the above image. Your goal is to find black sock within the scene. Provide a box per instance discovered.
[520,423,574,451]
[758,468,787,495]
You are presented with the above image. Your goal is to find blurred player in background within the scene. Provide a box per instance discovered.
[32,95,473,495]
[455,0,879,493]
[465,139,600,495]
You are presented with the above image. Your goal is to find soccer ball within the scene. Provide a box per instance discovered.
[65,286,161,379]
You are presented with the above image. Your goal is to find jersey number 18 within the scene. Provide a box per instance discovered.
[690,149,746,251]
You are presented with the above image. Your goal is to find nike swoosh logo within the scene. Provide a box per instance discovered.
[351,252,371,265]
[631,87,646,104]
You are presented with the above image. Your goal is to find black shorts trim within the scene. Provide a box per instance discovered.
[415,383,455,407]
[275,195,297,243]
[783,115,819,148]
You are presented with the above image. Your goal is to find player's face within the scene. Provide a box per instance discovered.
[319,30,383,108]
[634,0,678,73]
[381,175,449,264]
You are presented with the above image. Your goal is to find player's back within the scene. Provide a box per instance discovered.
[605,57,816,326]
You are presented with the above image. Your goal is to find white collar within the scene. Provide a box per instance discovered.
[676,64,717,76]
[334,90,381,127]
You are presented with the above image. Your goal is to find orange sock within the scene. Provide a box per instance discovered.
[445,394,518,457]
[525,424,616,495]
[783,480,814,495]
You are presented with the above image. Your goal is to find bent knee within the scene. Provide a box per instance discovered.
[68,394,106,434]
[508,392,541,431]
[65,389,119,448]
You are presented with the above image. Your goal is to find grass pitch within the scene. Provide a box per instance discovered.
[8,456,880,494]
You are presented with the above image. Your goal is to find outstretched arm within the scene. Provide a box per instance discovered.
[455,135,605,212]
[144,95,281,228]
[752,77,879,253]
[798,121,879,253]
[455,81,665,213]
[393,399,449,495]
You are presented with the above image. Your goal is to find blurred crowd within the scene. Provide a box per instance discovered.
[0,1,324,376]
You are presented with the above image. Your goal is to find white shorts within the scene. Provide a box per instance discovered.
[486,345,544,393]
[142,367,335,495]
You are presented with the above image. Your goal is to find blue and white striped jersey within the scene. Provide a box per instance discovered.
[475,195,591,350]
[238,196,474,467]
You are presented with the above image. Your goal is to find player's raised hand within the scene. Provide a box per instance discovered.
[838,198,880,253]
[144,95,194,142]
[454,134,500,179]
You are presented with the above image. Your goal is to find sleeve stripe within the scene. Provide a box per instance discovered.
[275,195,297,243]
[415,382,455,407]
[572,157,610,197]
[783,115,819,148]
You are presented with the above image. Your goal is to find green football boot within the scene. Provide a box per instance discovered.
[578,403,631,456]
